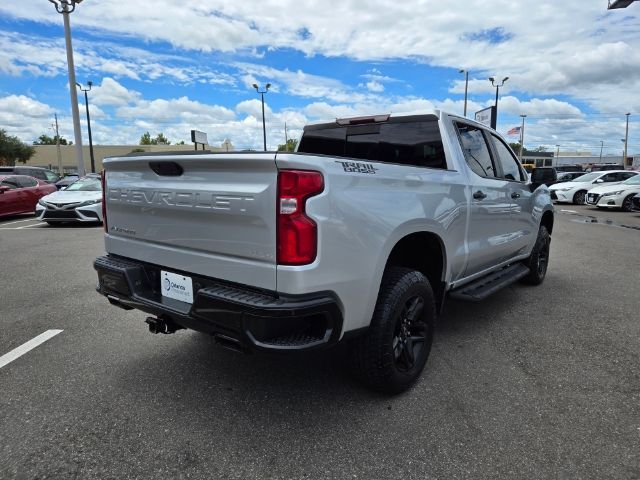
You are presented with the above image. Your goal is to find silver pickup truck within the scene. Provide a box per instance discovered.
[94,111,555,393]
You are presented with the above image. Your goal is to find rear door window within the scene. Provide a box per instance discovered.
[16,176,38,188]
[1,177,20,189]
[455,123,497,178]
[489,134,525,181]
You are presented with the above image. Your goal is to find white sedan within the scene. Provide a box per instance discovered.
[586,175,640,211]
[36,174,103,224]
[549,170,638,205]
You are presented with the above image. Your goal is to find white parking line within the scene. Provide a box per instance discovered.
[0,330,63,369]
[0,218,37,226]
[16,222,47,229]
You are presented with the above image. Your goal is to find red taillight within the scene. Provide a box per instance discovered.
[101,170,107,232]
[277,170,324,265]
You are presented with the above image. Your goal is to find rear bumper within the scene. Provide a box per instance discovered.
[94,255,343,352]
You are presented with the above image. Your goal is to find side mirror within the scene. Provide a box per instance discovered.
[531,168,557,188]
[0,185,9,194]
[594,179,604,184]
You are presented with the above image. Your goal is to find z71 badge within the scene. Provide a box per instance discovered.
[335,161,378,174]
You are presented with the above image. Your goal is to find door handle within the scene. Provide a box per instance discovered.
[473,190,487,200]
[511,192,521,199]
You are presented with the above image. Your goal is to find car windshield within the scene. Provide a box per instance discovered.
[622,175,640,185]
[65,177,101,191]
[571,172,601,183]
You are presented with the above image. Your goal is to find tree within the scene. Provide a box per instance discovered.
[33,134,71,145]
[140,132,171,145]
[0,129,36,166]
[277,138,298,152]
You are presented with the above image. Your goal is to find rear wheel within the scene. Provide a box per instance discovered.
[521,225,550,285]
[573,190,587,205]
[621,194,635,212]
[349,267,435,394]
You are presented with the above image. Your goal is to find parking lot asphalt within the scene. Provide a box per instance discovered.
[1,206,639,480]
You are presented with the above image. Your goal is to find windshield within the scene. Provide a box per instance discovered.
[64,177,101,191]
[622,175,640,185]
[570,172,601,183]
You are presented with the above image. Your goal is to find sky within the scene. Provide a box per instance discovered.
[0,0,638,155]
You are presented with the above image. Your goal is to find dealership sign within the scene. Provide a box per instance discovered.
[475,106,496,129]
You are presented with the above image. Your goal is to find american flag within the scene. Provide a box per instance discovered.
[507,126,521,136]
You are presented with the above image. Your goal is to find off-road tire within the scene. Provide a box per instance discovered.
[349,267,435,394]
[521,225,550,285]
[573,190,587,205]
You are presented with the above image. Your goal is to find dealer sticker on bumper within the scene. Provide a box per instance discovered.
[161,270,194,304]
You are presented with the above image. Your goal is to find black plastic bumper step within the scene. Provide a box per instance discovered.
[449,263,530,302]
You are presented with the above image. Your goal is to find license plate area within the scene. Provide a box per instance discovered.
[160,270,194,304]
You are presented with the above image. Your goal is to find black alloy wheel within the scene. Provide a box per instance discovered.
[392,296,427,372]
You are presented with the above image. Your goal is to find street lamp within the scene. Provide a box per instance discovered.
[76,81,95,173]
[489,76,509,129]
[459,69,469,117]
[623,113,630,165]
[49,0,85,176]
[253,83,271,151]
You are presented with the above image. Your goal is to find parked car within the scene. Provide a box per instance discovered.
[55,174,80,190]
[554,171,585,183]
[36,174,103,224]
[589,164,626,172]
[549,170,638,204]
[554,165,584,173]
[0,175,57,217]
[0,166,60,184]
[585,175,640,211]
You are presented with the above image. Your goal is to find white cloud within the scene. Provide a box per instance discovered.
[91,78,141,107]
[366,81,385,93]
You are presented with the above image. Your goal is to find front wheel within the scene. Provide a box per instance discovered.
[349,267,435,394]
[521,225,550,285]
[573,190,587,205]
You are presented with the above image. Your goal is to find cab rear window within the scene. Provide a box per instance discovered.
[298,117,447,169]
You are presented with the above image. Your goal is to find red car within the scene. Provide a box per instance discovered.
[0,175,57,218]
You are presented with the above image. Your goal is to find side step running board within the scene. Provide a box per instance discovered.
[449,263,530,302]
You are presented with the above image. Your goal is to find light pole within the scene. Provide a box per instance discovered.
[623,113,630,166]
[519,114,527,161]
[459,69,469,117]
[253,83,271,151]
[49,0,85,176]
[599,140,604,162]
[621,139,626,163]
[555,144,560,165]
[489,76,509,129]
[77,81,95,173]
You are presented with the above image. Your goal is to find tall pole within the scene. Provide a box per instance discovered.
[624,113,630,166]
[284,122,288,147]
[60,2,85,176]
[519,115,526,161]
[253,83,270,151]
[260,92,266,151]
[77,81,95,173]
[459,69,469,117]
[54,114,63,175]
[599,140,604,162]
[555,144,560,165]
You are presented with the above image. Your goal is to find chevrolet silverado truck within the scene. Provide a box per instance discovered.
[94,111,555,393]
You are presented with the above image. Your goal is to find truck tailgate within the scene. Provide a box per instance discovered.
[103,153,278,291]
